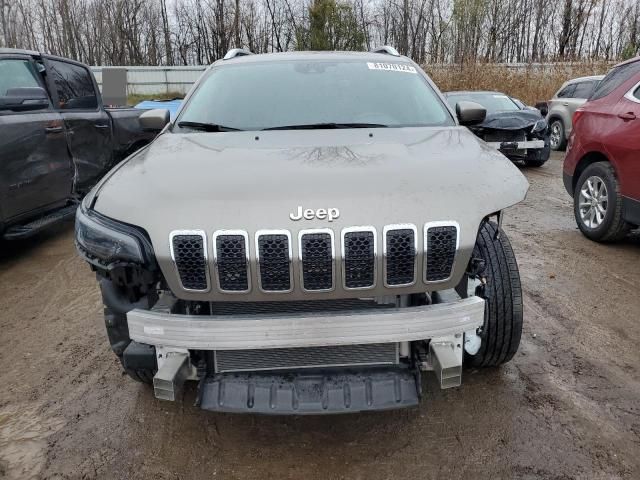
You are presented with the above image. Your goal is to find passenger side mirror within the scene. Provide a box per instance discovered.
[535,102,549,117]
[139,108,170,131]
[0,87,49,112]
[456,101,486,126]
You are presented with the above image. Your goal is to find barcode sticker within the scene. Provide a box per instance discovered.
[367,62,417,74]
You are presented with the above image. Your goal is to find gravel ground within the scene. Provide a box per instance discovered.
[0,152,638,480]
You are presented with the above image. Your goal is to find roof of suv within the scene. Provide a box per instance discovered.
[213,50,414,65]
[565,75,605,84]
[615,55,640,67]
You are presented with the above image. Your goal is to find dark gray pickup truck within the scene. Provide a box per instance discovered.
[0,48,156,240]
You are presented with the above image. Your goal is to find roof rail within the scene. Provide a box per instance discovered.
[370,46,400,57]
[223,48,253,60]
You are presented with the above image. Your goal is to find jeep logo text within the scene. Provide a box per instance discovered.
[289,206,340,222]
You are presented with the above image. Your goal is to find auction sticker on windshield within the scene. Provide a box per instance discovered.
[367,62,417,74]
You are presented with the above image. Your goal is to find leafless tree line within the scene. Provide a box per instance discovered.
[1,0,639,66]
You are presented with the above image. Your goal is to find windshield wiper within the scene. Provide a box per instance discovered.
[263,122,388,131]
[177,121,243,132]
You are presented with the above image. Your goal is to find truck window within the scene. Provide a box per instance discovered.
[48,60,98,110]
[0,59,42,97]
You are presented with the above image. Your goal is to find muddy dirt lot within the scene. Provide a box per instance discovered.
[0,152,638,480]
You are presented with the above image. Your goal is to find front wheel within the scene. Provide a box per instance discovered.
[466,221,523,367]
[573,162,630,242]
[549,119,566,151]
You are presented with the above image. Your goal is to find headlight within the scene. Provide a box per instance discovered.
[531,119,547,133]
[75,206,151,265]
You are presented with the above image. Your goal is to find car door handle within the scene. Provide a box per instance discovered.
[618,112,636,120]
[44,126,64,134]
[94,124,110,129]
[562,102,569,106]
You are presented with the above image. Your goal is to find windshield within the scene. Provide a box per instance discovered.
[446,92,520,114]
[176,59,454,131]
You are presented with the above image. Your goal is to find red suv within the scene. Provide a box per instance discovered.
[563,56,640,242]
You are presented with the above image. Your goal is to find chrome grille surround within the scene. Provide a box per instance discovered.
[169,230,210,292]
[255,229,293,293]
[341,226,377,290]
[212,230,251,293]
[423,221,460,283]
[298,228,335,292]
[169,222,461,294]
[383,224,418,287]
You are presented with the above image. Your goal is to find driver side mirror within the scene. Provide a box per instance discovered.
[456,101,486,126]
[139,108,170,131]
[0,87,49,112]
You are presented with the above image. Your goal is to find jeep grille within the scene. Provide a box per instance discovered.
[300,231,334,291]
[343,230,376,289]
[214,233,249,292]
[384,227,417,286]
[257,232,292,292]
[171,232,209,291]
[425,225,458,281]
[169,223,458,294]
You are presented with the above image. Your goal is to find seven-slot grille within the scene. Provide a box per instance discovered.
[214,233,249,292]
[170,224,458,292]
[171,232,209,291]
[300,231,334,291]
[257,232,292,292]
[384,227,417,286]
[425,224,458,281]
[343,229,376,289]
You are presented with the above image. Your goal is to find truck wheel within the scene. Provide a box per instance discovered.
[121,363,154,384]
[549,119,566,151]
[573,162,630,242]
[466,221,523,367]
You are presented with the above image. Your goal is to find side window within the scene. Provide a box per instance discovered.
[634,86,640,101]
[572,82,593,99]
[592,61,640,101]
[48,60,97,110]
[0,59,42,95]
[557,84,576,98]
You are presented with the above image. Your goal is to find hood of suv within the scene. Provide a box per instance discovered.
[93,126,528,300]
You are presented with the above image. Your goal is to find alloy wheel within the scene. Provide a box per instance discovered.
[578,175,608,228]
[550,122,562,149]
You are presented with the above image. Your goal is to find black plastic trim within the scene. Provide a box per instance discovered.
[622,196,640,225]
[563,172,574,197]
[198,367,420,415]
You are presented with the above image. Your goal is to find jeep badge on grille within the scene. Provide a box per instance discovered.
[289,206,340,222]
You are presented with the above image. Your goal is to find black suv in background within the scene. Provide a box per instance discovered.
[0,49,156,240]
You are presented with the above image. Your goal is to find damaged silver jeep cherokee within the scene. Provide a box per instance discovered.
[75,47,529,414]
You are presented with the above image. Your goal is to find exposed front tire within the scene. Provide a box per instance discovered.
[549,119,566,151]
[573,162,630,242]
[121,362,155,384]
[466,221,523,367]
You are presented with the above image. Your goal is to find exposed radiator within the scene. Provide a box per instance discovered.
[215,343,399,373]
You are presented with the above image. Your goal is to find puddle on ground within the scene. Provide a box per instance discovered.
[0,406,65,480]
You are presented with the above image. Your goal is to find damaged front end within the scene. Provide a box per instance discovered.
[471,111,550,165]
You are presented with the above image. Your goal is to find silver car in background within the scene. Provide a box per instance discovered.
[546,75,604,150]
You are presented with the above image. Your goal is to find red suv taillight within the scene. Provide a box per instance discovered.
[573,109,585,127]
